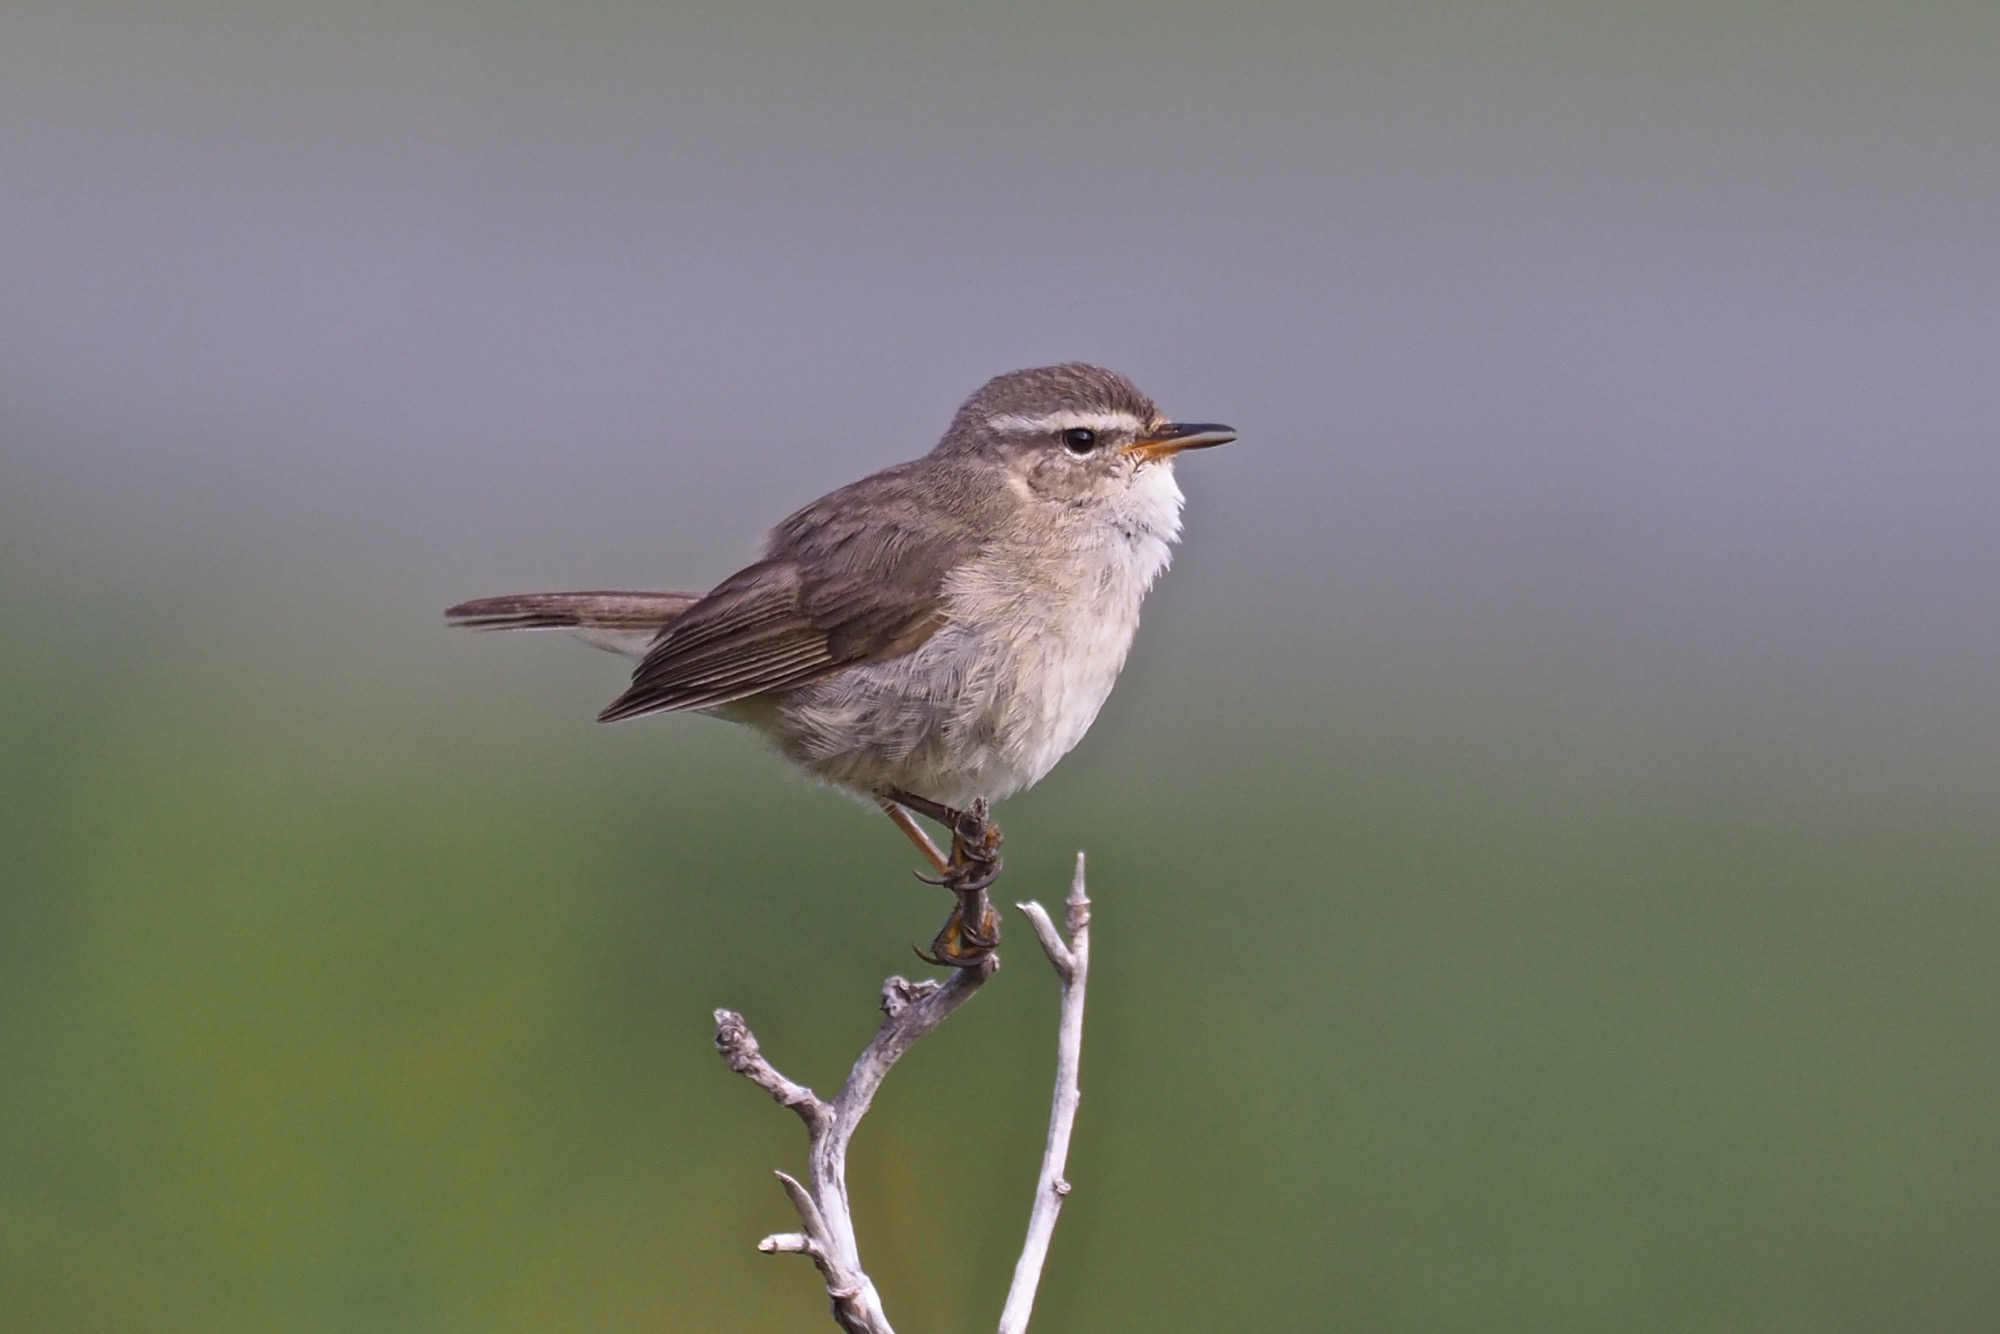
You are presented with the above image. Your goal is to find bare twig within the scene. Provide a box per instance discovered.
[999,852,1091,1334]
[713,853,1094,1334]
[715,961,995,1333]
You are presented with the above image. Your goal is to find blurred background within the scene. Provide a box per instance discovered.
[3,1,1997,1329]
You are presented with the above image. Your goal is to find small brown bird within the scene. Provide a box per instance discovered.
[448,363,1234,965]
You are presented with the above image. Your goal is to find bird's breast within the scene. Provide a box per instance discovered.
[938,512,1175,792]
[766,470,1183,806]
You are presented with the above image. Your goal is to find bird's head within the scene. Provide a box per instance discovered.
[937,363,1235,508]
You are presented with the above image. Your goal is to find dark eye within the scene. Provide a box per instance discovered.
[1061,427,1098,455]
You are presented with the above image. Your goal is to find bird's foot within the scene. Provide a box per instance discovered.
[949,799,1004,877]
[916,885,1002,969]
[910,798,1004,968]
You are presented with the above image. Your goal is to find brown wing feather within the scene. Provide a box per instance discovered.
[596,461,984,722]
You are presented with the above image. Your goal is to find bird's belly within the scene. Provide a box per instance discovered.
[977,607,1139,792]
[766,573,1149,808]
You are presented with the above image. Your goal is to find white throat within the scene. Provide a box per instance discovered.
[1107,461,1185,583]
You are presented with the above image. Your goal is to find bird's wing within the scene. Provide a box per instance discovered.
[597,466,979,721]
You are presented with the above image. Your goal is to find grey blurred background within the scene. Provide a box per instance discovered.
[3,1,1997,1329]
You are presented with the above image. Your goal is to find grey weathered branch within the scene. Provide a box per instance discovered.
[999,851,1091,1334]
[715,964,994,1333]
[714,852,1093,1334]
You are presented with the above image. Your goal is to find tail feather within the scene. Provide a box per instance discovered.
[446,590,704,659]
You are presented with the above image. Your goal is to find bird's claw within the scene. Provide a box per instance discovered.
[912,853,1002,890]
[891,793,1006,968]
[915,888,1003,969]
[942,852,1003,894]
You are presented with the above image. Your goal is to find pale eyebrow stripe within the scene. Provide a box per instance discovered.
[986,409,1146,435]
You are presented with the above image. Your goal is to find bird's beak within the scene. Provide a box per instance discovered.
[1122,422,1238,463]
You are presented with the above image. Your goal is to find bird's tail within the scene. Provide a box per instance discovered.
[445,590,703,660]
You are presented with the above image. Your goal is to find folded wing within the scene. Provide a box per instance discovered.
[596,465,980,721]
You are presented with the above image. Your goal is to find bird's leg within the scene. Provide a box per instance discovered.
[888,792,1004,888]
[885,790,1005,968]
[881,800,951,876]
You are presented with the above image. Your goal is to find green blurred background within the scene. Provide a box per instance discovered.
[3,1,1998,1329]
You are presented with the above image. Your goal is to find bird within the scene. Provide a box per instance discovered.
[447,363,1235,965]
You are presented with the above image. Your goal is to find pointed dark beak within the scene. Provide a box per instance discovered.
[1122,422,1238,463]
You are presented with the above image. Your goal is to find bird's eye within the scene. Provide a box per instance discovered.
[1061,428,1098,455]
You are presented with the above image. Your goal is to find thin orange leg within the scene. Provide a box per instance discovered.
[881,801,951,876]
